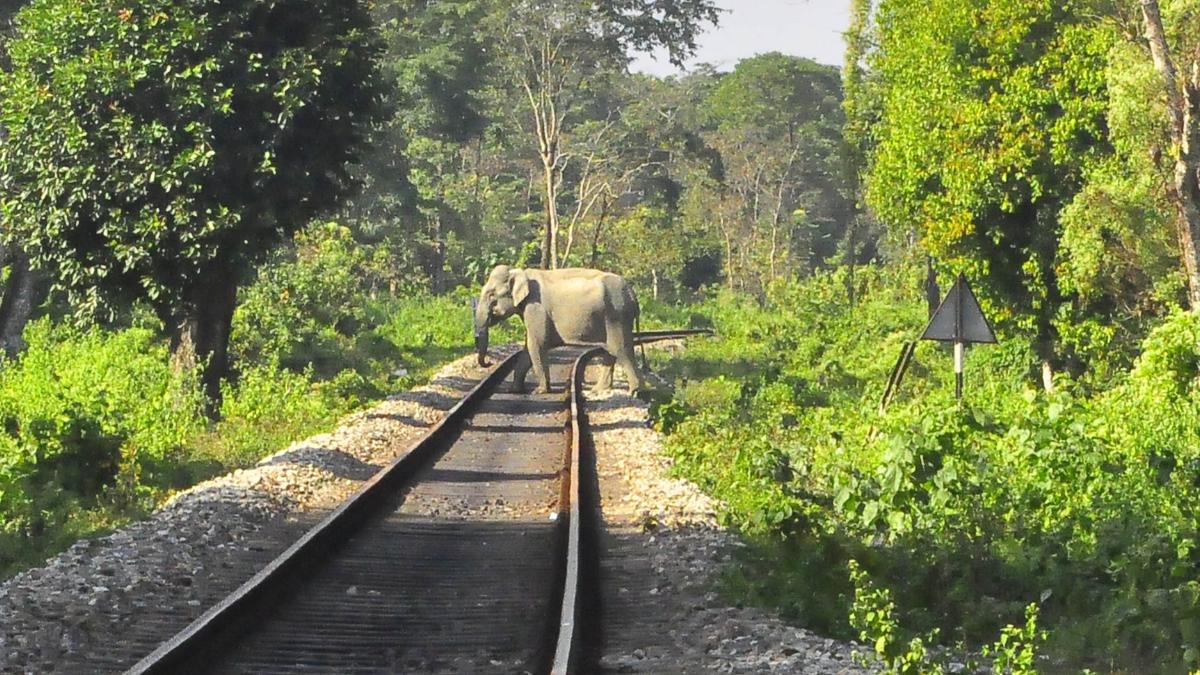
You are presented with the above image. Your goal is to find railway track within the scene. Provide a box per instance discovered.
[125,330,708,675]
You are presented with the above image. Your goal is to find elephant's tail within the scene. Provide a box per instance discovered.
[635,300,648,370]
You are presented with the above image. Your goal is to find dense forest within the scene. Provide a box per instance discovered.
[0,0,1198,672]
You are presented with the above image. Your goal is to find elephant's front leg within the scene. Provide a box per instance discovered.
[528,342,551,394]
[523,305,553,394]
[511,350,532,392]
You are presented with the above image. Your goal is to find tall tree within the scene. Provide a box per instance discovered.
[703,53,850,294]
[0,0,45,357]
[346,0,490,293]
[485,0,719,269]
[0,0,384,409]
[866,0,1113,389]
[844,0,892,302]
[1137,0,1200,308]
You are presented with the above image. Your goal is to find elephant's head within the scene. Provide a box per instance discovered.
[473,265,530,366]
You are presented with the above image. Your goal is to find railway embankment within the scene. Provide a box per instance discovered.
[0,350,514,673]
[585,382,872,674]
[2,345,870,674]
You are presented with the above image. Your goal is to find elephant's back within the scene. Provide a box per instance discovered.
[536,270,631,343]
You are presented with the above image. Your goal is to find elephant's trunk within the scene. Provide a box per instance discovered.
[473,299,491,367]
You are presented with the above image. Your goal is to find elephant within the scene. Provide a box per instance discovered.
[474,265,642,394]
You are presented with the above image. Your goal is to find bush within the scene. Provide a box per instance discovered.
[0,320,206,574]
[187,363,356,468]
[650,265,1200,672]
[235,223,523,391]
[233,223,400,379]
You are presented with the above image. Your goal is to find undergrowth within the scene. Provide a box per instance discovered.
[648,265,1200,673]
[0,224,520,579]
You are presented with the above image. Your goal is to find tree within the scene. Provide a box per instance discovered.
[1136,0,1200,308]
[703,53,850,294]
[0,0,44,357]
[866,0,1113,389]
[484,0,718,270]
[556,74,719,285]
[842,0,879,304]
[345,0,491,292]
[0,0,384,409]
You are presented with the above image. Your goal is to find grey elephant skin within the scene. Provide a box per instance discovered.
[474,265,642,394]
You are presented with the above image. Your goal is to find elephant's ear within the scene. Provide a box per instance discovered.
[510,269,531,306]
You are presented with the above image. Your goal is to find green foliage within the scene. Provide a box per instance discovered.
[850,559,1045,674]
[651,267,1200,671]
[194,365,357,469]
[0,0,383,321]
[0,320,205,575]
[865,0,1118,366]
[983,603,1045,675]
[849,559,946,675]
[234,221,524,390]
[1125,310,1200,394]
[233,223,400,381]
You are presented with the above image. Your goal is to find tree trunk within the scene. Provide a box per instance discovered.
[924,256,941,318]
[541,156,560,269]
[589,197,609,268]
[0,251,48,356]
[845,216,857,306]
[1141,0,1200,308]
[170,266,240,418]
[540,212,553,270]
[722,221,735,290]
[1035,331,1057,394]
[429,212,445,294]
[1169,75,1200,307]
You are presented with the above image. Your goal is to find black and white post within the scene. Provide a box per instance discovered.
[919,273,997,404]
[954,277,964,401]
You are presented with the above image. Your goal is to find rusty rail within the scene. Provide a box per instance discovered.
[633,328,713,344]
[549,347,603,674]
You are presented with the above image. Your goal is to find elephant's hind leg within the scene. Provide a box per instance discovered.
[594,352,616,391]
[606,318,641,394]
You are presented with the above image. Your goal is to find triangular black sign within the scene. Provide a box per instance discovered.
[920,274,997,344]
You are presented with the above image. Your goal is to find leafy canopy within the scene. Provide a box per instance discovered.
[865,0,1113,347]
[0,0,384,321]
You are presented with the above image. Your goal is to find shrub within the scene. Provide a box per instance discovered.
[0,319,206,574]
[649,265,1200,671]
[188,363,354,468]
[233,223,400,378]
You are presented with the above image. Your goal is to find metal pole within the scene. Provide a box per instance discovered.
[955,274,964,402]
[954,340,963,401]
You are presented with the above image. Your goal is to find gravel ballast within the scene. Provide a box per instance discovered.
[585,367,874,674]
[0,351,507,674]
[2,344,871,674]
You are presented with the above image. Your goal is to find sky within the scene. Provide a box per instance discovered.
[628,0,851,76]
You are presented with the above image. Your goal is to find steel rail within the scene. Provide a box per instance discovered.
[549,347,604,675]
[125,350,522,675]
[633,328,713,345]
[128,330,705,675]
[550,333,706,673]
